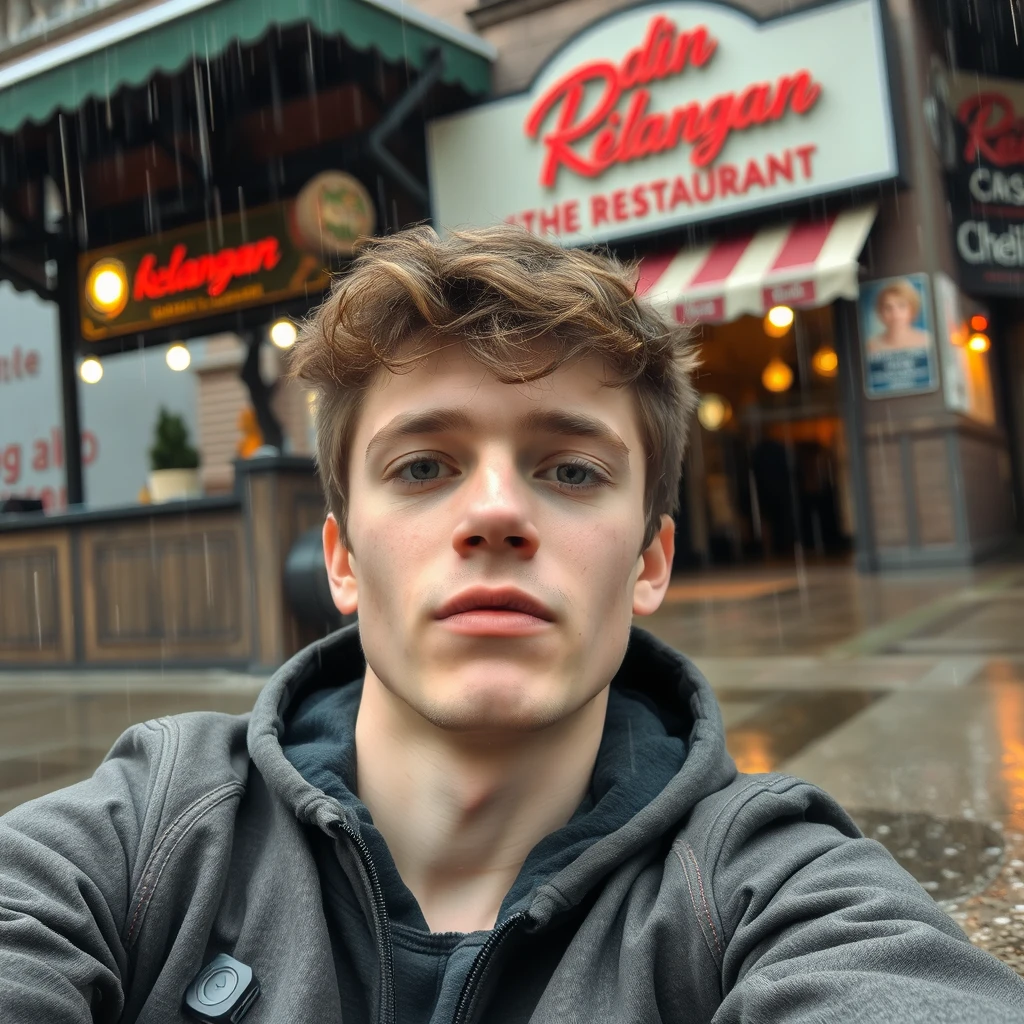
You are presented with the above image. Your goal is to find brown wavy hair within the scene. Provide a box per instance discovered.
[289,224,698,551]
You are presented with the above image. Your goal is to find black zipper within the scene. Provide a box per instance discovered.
[451,911,527,1024]
[328,819,396,1024]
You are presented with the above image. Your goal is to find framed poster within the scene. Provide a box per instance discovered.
[859,274,939,398]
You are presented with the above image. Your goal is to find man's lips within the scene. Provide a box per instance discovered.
[433,586,555,622]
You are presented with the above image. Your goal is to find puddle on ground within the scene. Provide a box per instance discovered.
[848,809,1004,902]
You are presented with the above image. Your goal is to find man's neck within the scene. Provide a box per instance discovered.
[353,671,609,934]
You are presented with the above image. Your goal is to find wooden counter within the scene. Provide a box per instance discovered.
[0,457,325,671]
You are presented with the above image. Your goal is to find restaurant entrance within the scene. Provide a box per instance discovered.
[678,306,855,568]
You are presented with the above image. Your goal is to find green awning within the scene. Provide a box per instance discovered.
[0,0,494,133]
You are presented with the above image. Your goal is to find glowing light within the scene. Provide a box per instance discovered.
[970,314,989,332]
[763,306,794,338]
[85,259,128,317]
[761,357,793,393]
[270,318,297,349]
[79,357,103,384]
[968,332,990,353]
[812,345,839,377]
[697,394,731,431]
[166,344,191,371]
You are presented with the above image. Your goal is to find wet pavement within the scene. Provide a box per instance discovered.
[2,561,1024,974]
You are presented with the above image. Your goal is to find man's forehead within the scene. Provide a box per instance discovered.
[357,347,635,434]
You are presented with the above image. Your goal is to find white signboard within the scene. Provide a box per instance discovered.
[427,0,899,245]
[0,283,200,511]
[933,271,996,424]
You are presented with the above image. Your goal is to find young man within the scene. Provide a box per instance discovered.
[1,226,1022,1024]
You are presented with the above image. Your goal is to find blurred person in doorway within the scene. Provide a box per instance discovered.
[2,226,1023,1024]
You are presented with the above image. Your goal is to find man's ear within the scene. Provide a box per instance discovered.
[323,514,358,615]
[633,514,675,616]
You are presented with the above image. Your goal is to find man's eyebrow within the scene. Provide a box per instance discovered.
[517,408,631,462]
[364,407,631,464]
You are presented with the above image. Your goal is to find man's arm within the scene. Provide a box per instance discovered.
[0,721,166,1023]
[707,776,1024,1023]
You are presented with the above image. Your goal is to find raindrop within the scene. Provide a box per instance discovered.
[875,824,891,836]
[993,917,1011,926]
[943,846,958,856]
[984,846,1003,857]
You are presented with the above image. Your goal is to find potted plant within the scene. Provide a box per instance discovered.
[148,407,201,502]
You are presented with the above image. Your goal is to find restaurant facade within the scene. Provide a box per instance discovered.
[424,0,1021,572]
[0,0,494,669]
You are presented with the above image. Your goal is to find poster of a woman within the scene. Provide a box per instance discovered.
[859,274,939,397]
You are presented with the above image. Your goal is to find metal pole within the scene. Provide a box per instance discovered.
[57,257,84,507]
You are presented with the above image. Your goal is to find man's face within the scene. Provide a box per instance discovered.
[324,344,674,735]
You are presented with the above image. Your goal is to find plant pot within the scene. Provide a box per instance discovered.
[148,468,201,503]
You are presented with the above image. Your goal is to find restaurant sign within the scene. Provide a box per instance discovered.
[945,72,1024,297]
[78,173,373,342]
[427,0,899,246]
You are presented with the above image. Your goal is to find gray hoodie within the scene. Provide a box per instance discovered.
[1,624,1022,1023]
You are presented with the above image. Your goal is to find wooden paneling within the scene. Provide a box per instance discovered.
[911,437,955,545]
[866,440,908,547]
[0,530,74,662]
[79,512,250,663]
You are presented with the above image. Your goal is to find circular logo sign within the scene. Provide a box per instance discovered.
[294,172,375,256]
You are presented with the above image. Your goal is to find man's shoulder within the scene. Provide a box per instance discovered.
[125,708,253,786]
[678,771,863,864]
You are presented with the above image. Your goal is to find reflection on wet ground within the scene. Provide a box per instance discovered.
[853,810,1006,902]
[720,688,881,773]
[2,564,1024,973]
[0,684,259,816]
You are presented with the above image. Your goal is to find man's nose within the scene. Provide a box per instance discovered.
[452,459,540,558]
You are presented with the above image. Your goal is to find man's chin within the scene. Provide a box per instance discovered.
[412,672,572,735]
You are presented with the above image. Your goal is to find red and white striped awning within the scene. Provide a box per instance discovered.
[637,204,878,325]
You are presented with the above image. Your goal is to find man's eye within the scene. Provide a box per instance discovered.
[391,457,454,485]
[547,460,609,489]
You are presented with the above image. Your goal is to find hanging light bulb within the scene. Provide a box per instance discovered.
[270,318,298,349]
[761,357,793,393]
[166,343,191,371]
[763,305,794,338]
[968,332,990,353]
[811,345,839,377]
[697,394,731,431]
[79,357,103,384]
